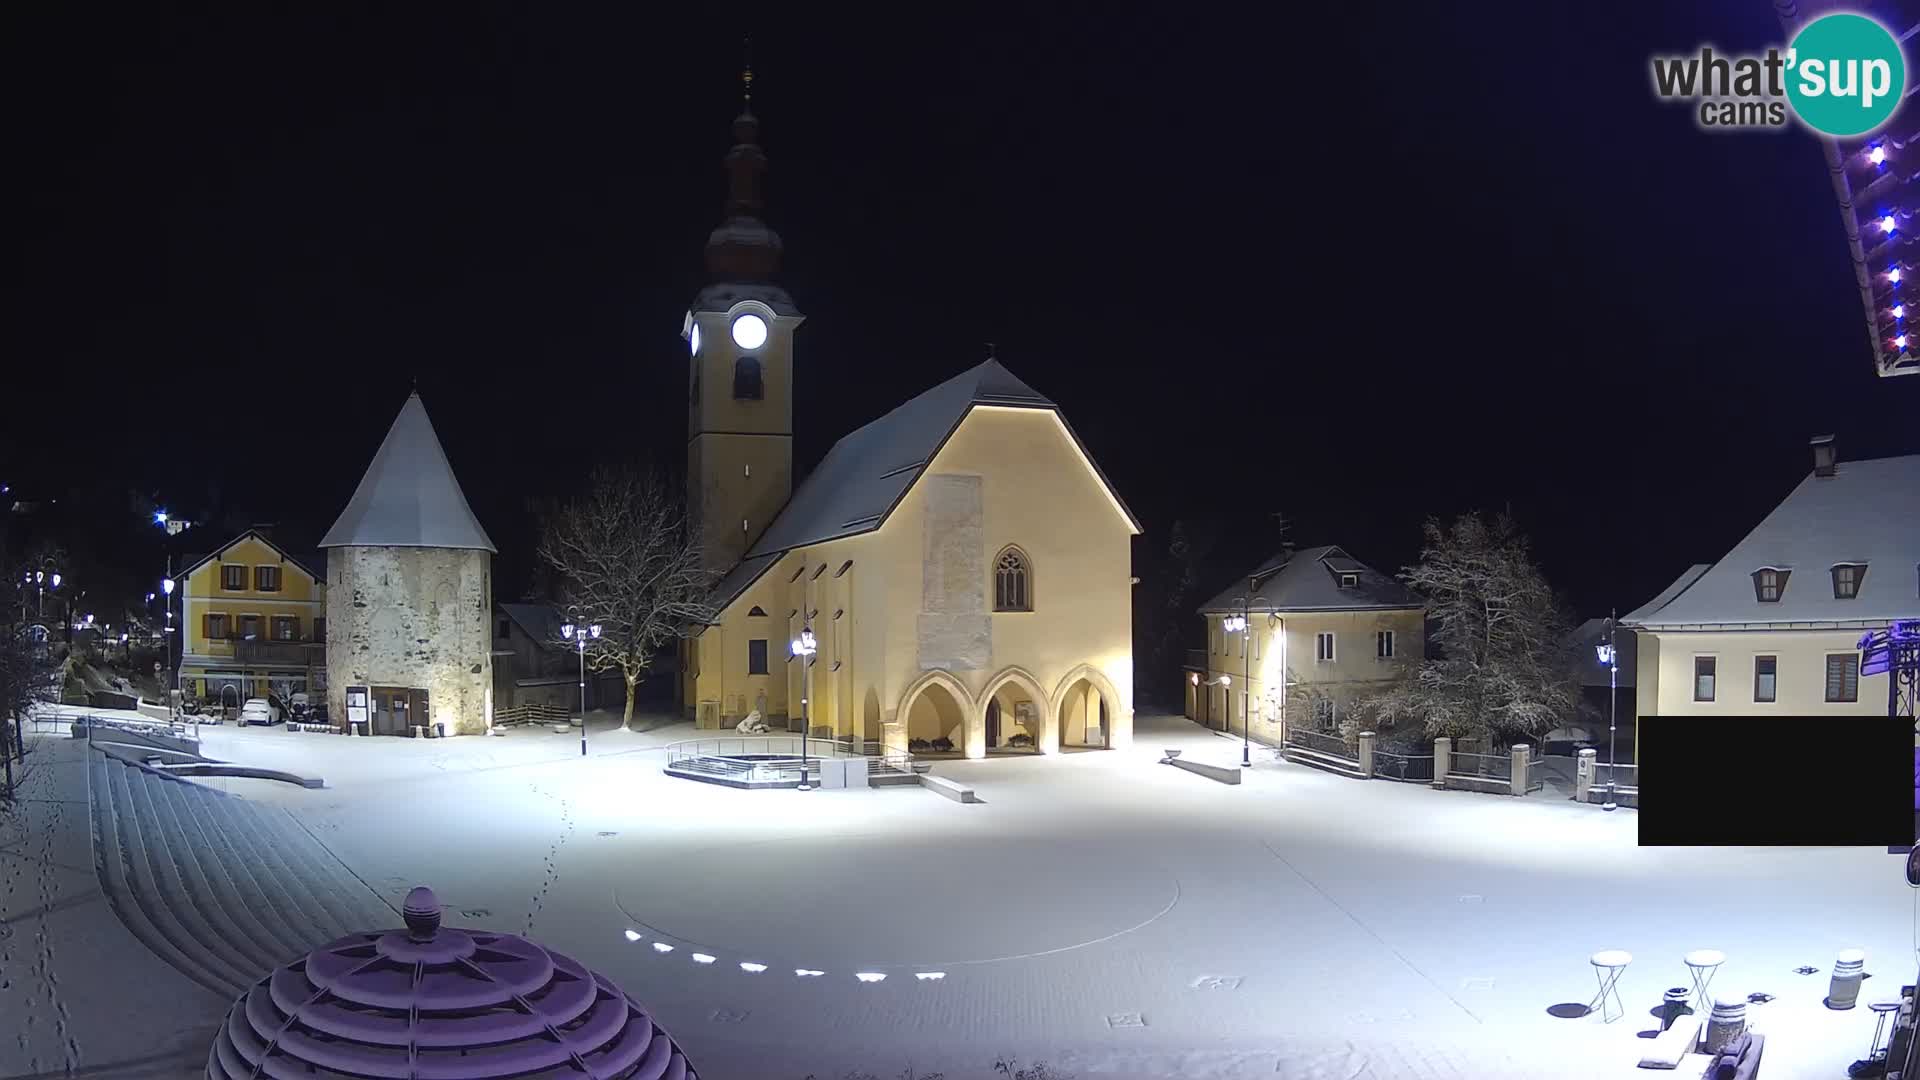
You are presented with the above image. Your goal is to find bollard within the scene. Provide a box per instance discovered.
[1828,948,1866,1009]
[1661,987,1691,1031]
[1433,737,1451,790]
[1510,743,1530,797]
[1576,748,1597,802]
[1703,995,1746,1054]
[1358,731,1375,778]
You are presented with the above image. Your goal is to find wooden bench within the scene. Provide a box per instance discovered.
[919,774,979,803]
[1171,757,1242,785]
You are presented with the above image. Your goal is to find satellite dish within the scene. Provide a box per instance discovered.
[1906,847,1920,888]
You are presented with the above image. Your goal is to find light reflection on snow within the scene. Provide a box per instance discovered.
[795,968,825,977]
[914,971,945,981]
[651,942,674,953]
[623,929,641,941]
[855,972,886,983]
[740,962,768,973]
[691,953,716,964]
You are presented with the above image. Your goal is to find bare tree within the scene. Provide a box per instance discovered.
[1352,513,1580,747]
[534,468,716,729]
[1,557,59,804]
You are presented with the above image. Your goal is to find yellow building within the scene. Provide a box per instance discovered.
[1187,546,1426,744]
[677,91,1140,756]
[176,529,327,707]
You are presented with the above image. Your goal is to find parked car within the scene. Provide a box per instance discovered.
[240,698,280,726]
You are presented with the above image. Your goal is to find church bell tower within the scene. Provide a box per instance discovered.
[685,58,802,572]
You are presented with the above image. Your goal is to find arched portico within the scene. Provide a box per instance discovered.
[980,666,1053,754]
[898,669,979,758]
[1051,663,1126,751]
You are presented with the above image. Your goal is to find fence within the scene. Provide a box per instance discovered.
[493,702,572,728]
[1372,749,1435,783]
[664,735,863,765]
[1447,750,1513,782]
[1591,760,1638,805]
[1285,726,1356,760]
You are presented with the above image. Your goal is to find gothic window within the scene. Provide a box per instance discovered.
[733,355,763,400]
[994,547,1032,611]
[747,639,769,675]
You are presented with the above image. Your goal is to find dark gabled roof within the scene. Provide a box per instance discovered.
[497,602,564,646]
[174,530,325,584]
[320,393,496,552]
[1620,564,1713,626]
[704,359,1141,615]
[1198,545,1424,614]
[1623,454,1920,628]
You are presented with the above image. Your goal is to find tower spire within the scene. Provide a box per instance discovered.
[741,37,753,111]
[705,46,781,281]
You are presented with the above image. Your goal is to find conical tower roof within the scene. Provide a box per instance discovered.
[320,393,496,552]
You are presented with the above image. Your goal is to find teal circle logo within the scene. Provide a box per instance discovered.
[1787,13,1905,136]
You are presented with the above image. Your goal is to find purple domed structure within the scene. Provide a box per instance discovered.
[208,886,696,1079]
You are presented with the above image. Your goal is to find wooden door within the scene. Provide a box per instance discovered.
[408,689,430,735]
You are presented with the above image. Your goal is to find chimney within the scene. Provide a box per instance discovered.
[1810,435,1837,478]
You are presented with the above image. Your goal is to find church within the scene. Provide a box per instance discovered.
[678,74,1140,758]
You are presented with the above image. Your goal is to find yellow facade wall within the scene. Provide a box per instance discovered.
[686,405,1135,756]
[1200,607,1425,742]
[178,534,325,697]
[1633,628,1889,716]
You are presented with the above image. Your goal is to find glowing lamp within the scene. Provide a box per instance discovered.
[1872,145,1887,165]
[791,628,817,656]
[1898,305,1908,320]
[651,942,673,953]
[1190,672,1199,686]
[162,577,174,595]
[623,929,641,942]
[1899,335,1909,349]
[154,510,168,525]
[50,573,60,588]
[1883,215,1898,232]
[1893,267,1903,283]
[1595,643,1614,666]
[1219,675,1231,687]
[689,323,701,356]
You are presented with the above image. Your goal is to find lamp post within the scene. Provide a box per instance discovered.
[561,620,601,758]
[1223,578,1281,768]
[163,573,183,733]
[1595,610,1618,812]
[791,626,817,791]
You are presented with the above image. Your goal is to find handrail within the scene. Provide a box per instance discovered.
[663,735,864,763]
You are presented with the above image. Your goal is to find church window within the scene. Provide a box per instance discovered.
[835,560,853,578]
[811,564,827,580]
[733,355,763,400]
[747,605,767,617]
[789,564,805,583]
[747,639,769,675]
[994,547,1033,612]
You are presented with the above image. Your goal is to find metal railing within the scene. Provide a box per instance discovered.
[1592,760,1639,799]
[1447,750,1512,782]
[663,736,862,764]
[1373,750,1435,782]
[1524,754,1546,794]
[1285,726,1357,760]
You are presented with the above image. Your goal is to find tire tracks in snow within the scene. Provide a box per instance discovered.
[1260,837,1482,1025]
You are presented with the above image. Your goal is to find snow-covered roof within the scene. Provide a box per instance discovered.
[497,602,563,645]
[1198,545,1424,615]
[319,393,497,553]
[1620,564,1712,626]
[1624,453,1920,628]
[704,359,1141,615]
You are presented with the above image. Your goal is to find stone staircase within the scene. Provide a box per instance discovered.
[86,749,396,1000]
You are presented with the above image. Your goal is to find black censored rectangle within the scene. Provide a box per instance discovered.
[1637,716,1910,847]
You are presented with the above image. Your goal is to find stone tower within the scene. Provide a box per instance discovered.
[320,393,496,736]
[685,61,804,571]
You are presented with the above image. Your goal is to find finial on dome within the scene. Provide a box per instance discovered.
[741,37,753,110]
[402,886,441,941]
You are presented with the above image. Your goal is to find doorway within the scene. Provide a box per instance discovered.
[985,699,1001,748]
[372,687,409,736]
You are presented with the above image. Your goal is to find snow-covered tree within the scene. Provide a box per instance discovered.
[533,468,716,729]
[1353,513,1580,746]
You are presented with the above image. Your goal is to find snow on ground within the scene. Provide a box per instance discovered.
[6,709,1908,1078]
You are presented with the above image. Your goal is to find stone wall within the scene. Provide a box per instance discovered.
[325,546,493,736]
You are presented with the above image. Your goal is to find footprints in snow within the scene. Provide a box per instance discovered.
[524,782,575,936]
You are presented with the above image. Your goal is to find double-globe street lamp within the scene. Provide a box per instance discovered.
[790,626,817,791]
[560,620,602,758]
[1223,579,1284,768]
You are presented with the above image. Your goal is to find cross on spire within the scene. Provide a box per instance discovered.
[741,37,753,109]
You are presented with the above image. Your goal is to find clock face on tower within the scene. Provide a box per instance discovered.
[689,322,701,356]
[731,313,768,351]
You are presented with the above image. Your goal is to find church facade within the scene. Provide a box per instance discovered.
[678,79,1139,757]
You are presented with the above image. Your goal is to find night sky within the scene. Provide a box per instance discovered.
[7,5,1917,624]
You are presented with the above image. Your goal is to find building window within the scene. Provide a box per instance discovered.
[254,565,282,592]
[1316,632,1335,662]
[1339,573,1358,588]
[272,616,299,641]
[1754,655,1777,703]
[747,639,769,675]
[1825,653,1860,702]
[315,617,327,642]
[497,617,511,639]
[221,564,247,591]
[205,613,229,640]
[1376,630,1395,659]
[239,615,261,641]
[994,547,1032,611]
[747,606,767,617]
[1693,656,1716,702]
[733,355,763,400]
[1751,567,1789,602]
[1831,563,1866,599]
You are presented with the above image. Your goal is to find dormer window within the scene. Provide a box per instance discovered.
[1338,573,1358,589]
[1831,563,1867,599]
[1751,567,1790,603]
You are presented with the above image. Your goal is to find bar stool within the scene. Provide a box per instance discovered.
[1684,949,1725,1019]
[1589,949,1632,1022]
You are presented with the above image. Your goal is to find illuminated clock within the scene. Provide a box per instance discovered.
[689,322,701,356]
[731,313,768,350]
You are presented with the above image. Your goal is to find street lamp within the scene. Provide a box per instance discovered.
[1223,580,1283,768]
[560,621,601,758]
[1596,610,1619,812]
[791,627,817,791]
[162,573,180,729]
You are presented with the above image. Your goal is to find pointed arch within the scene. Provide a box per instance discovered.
[898,668,979,758]
[1051,662,1128,750]
[993,544,1034,611]
[980,665,1054,753]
